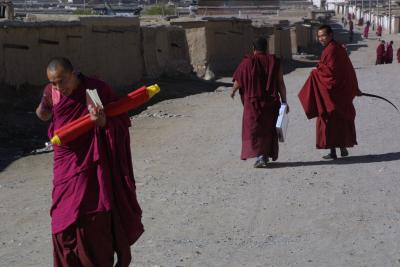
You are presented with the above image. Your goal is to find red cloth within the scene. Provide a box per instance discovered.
[376,43,385,64]
[386,44,393,63]
[376,25,382,36]
[53,212,131,267]
[363,25,369,38]
[397,48,400,63]
[42,75,143,264]
[298,40,358,149]
[52,86,150,145]
[233,52,281,160]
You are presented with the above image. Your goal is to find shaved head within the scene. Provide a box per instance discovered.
[47,57,73,73]
[46,57,79,96]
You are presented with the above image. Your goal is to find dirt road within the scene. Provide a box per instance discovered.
[1,23,400,267]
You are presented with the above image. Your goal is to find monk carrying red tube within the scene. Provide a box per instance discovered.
[298,25,362,160]
[50,84,160,146]
[36,57,144,266]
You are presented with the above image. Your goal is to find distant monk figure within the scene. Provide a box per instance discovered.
[385,40,393,64]
[376,24,382,37]
[363,21,370,38]
[231,37,289,168]
[298,25,361,160]
[376,40,386,65]
[349,20,354,42]
[397,47,400,63]
[35,57,144,266]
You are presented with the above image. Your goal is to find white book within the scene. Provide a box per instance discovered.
[276,104,289,143]
[86,88,103,109]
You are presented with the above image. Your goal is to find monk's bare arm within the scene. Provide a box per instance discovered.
[277,65,289,112]
[88,104,107,127]
[231,81,240,99]
[35,103,52,121]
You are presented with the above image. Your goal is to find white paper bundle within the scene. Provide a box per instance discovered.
[86,89,103,109]
[276,104,289,142]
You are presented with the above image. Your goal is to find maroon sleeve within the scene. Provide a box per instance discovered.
[97,81,119,106]
[96,80,131,129]
[232,56,250,87]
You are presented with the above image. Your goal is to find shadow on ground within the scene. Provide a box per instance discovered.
[267,152,400,168]
[0,76,232,172]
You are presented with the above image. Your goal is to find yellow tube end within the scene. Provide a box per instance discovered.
[51,135,61,145]
[146,84,160,98]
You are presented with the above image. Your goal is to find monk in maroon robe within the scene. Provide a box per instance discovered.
[376,25,382,37]
[376,40,386,65]
[385,41,393,64]
[231,37,288,168]
[363,24,369,38]
[363,21,370,39]
[298,25,361,160]
[36,57,144,266]
[397,47,400,63]
[349,20,354,42]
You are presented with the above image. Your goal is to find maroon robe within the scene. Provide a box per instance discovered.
[376,25,382,36]
[233,52,281,160]
[397,48,400,63]
[363,25,369,38]
[298,40,359,149]
[386,44,393,63]
[376,43,385,64]
[42,75,144,266]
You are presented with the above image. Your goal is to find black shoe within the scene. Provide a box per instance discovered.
[322,153,338,160]
[340,148,349,157]
[254,156,268,168]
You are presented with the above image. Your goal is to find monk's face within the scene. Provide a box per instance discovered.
[317,29,333,47]
[47,67,75,96]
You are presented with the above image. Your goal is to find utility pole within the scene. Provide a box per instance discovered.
[362,0,364,16]
[377,0,379,27]
[355,0,357,19]
[389,0,391,33]
[369,0,371,21]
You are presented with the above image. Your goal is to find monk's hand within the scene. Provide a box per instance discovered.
[88,104,106,127]
[230,90,236,99]
[285,104,290,113]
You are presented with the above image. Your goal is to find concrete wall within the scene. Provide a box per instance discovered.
[172,18,257,77]
[295,22,321,54]
[272,26,292,60]
[204,18,254,74]
[0,15,295,88]
[141,25,192,78]
[171,20,208,76]
[173,18,295,77]
[0,16,143,88]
